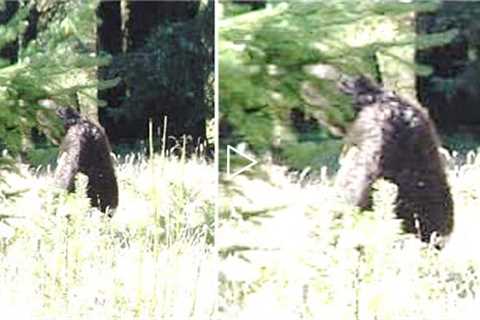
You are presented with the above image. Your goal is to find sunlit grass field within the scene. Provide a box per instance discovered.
[0,152,216,319]
[219,149,480,320]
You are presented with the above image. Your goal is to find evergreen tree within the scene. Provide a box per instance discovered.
[0,0,114,191]
[220,1,455,171]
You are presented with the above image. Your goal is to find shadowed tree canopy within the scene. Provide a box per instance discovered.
[97,0,214,151]
[416,1,480,133]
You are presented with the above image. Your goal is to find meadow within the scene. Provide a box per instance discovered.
[219,148,480,320]
[0,152,216,319]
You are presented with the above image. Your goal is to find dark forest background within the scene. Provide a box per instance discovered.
[0,0,214,174]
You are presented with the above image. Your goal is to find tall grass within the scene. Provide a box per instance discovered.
[0,150,215,319]
[219,150,480,320]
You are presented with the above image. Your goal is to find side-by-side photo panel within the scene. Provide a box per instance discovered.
[5,1,480,319]
[0,1,215,318]
[219,1,480,319]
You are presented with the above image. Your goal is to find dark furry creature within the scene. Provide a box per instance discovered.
[335,76,454,246]
[55,107,118,214]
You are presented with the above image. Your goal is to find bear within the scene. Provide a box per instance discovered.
[335,75,454,247]
[55,106,118,215]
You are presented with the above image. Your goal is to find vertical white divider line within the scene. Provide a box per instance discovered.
[214,0,220,316]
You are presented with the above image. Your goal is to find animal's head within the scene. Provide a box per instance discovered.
[338,75,383,110]
[56,106,81,129]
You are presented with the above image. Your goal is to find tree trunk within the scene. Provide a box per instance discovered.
[97,0,125,142]
[0,2,19,62]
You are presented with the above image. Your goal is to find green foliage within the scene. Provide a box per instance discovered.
[279,139,343,172]
[0,2,28,52]
[222,1,262,18]
[0,0,115,178]
[220,1,456,171]
[24,146,58,168]
[442,133,480,159]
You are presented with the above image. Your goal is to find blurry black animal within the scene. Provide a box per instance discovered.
[335,76,454,247]
[55,106,118,215]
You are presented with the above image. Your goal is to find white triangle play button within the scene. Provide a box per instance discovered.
[226,145,258,180]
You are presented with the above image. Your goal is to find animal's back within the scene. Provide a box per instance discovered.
[56,109,119,213]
